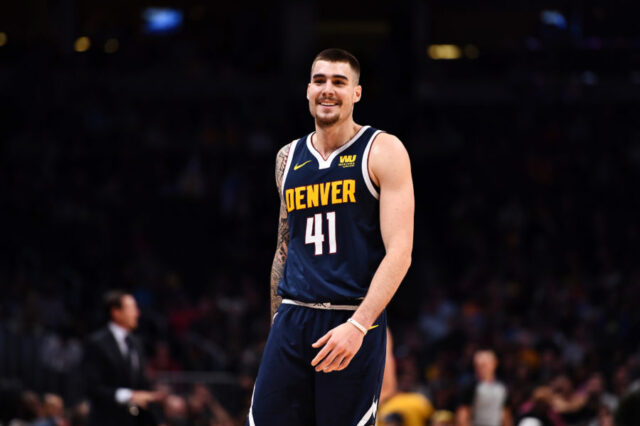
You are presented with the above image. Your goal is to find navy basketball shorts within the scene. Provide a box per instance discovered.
[248,303,387,426]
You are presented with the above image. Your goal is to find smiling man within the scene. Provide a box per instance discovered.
[248,48,414,426]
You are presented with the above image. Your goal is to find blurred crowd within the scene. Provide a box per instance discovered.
[2,12,640,424]
[0,384,237,426]
[388,103,640,425]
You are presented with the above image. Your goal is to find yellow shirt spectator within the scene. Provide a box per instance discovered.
[377,392,434,426]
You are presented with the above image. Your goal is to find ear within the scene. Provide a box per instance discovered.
[307,83,311,100]
[353,84,362,103]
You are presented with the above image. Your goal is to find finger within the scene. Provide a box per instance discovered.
[322,354,344,373]
[316,350,343,372]
[311,342,334,367]
[312,331,331,348]
[336,355,353,371]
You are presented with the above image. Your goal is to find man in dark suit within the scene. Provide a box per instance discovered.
[84,290,164,425]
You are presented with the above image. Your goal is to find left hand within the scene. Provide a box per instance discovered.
[311,322,365,373]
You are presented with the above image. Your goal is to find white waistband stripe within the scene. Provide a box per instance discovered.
[281,299,359,311]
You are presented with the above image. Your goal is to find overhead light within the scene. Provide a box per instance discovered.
[74,36,91,52]
[142,8,183,34]
[0,32,7,47]
[427,44,461,60]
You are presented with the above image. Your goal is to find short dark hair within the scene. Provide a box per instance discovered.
[104,290,127,319]
[312,48,361,83]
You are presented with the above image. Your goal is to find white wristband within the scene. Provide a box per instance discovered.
[347,318,367,335]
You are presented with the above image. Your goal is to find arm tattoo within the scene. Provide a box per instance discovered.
[271,144,291,320]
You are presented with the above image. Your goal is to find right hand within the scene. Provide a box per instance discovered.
[311,322,365,373]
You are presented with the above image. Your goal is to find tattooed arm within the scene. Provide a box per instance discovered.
[270,143,291,321]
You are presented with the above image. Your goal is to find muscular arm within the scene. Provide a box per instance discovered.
[351,133,414,328]
[311,133,414,372]
[270,144,291,320]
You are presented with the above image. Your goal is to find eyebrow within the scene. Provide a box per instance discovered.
[312,73,350,81]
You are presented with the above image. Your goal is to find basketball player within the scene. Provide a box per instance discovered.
[248,48,414,426]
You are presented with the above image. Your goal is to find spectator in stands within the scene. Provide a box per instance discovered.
[9,391,42,426]
[516,386,561,426]
[186,384,233,426]
[68,400,90,426]
[430,410,454,426]
[32,393,65,426]
[162,394,188,426]
[146,341,182,382]
[456,349,512,426]
[547,374,600,424]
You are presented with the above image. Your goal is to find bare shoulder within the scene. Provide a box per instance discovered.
[369,133,411,185]
[370,132,409,160]
[275,143,292,189]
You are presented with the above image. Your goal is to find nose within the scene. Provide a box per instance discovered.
[321,81,336,97]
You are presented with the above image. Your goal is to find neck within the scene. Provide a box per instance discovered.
[109,321,130,333]
[313,120,361,157]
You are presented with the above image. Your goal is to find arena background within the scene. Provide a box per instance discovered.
[1,1,640,425]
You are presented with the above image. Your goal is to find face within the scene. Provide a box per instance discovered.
[307,60,361,128]
[112,294,140,331]
[474,351,497,381]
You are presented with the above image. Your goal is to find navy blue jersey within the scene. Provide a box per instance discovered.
[279,125,385,303]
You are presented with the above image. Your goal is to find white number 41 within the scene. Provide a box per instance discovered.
[305,212,337,255]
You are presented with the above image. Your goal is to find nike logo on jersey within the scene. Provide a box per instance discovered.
[293,160,312,171]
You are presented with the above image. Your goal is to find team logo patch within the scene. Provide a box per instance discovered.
[339,155,357,168]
